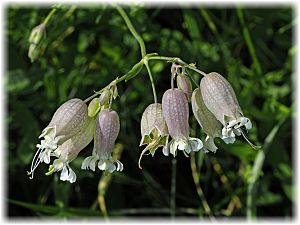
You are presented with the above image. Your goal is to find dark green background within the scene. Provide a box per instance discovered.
[7,5,293,219]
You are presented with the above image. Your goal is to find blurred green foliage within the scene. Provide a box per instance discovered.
[7,4,293,219]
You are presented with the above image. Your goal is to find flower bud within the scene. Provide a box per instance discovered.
[82,109,123,173]
[28,23,46,63]
[88,98,100,117]
[99,89,111,106]
[176,74,192,102]
[162,88,204,156]
[200,72,256,148]
[191,88,222,152]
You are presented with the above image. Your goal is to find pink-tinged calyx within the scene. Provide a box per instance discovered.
[29,98,89,180]
[138,103,169,169]
[200,72,257,148]
[176,74,192,102]
[81,109,123,173]
[162,88,204,157]
[191,88,222,152]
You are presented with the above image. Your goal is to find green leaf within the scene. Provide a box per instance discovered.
[256,192,283,206]
[125,60,144,82]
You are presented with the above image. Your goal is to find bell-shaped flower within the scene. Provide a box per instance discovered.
[138,103,169,169]
[176,73,192,102]
[162,88,204,157]
[200,72,257,148]
[45,116,96,183]
[81,109,123,173]
[191,88,222,153]
[28,98,89,179]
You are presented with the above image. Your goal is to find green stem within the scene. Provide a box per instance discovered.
[84,74,127,102]
[144,61,157,103]
[148,55,207,76]
[43,4,61,25]
[115,5,146,58]
[170,158,177,219]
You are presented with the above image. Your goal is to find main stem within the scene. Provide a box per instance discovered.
[115,6,146,58]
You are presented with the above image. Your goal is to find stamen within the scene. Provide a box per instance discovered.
[28,147,44,179]
[240,130,261,150]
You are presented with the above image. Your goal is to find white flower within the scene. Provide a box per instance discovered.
[138,103,169,168]
[200,72,258,148]
[28,98,89,179]
[191,88,222,153]
[162,88,205,157]
[45,116,95,183]
[81,109,123,173]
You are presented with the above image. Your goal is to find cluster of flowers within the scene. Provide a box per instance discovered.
[28,64,256,183]
[138,64,256,168]
[28,84,123,183]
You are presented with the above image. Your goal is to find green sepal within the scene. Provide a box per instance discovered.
[138,127,169,169]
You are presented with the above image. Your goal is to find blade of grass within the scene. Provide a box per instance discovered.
[247,118,286,220]
[236,7,262,75]
[190,152,215,221]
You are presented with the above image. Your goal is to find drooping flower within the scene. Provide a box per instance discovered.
[191,88,222,152]
[28,98,89,179]
[45,116,96,183]
[162,88,204,157]
[138,103,169,169]
[200,72,257,147]
[81,109,123,173]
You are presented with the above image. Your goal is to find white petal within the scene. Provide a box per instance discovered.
[98,160,107,171]
[89,157,98,172]
[177,139,187,151]
[43,149,51,164]
[204,135,217,153]
[60,166,69,181]
[81,157,91,170]
[116,160,123,171]
[162,142,171,156]
[68,167,77,183]
[169,140,178,156]
[53,159,64,171]
[245,119,252,130]
[222,136,236,144]
[185,143,192,154]
[107,163,116,173]
[190,138,203,150]
[227,119,237,128]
